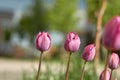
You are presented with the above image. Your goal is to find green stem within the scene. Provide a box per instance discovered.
[65,52,72,80]
[104,50,109,80]
[80,61,87,80]
[110,69,113,80]
[36,51,43,80]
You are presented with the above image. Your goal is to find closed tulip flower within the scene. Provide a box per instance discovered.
[80,44,95,80]
[99,69,110,80]
[64,32,80,52]
[64,32,80,80]
[35,32,51,80]
[36,32,51,51]
[108,53,119,69]
[102,16,120,51]
[82,44,96,61]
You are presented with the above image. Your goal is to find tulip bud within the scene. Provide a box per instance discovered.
[102,16,120,51]
[99,69,110,80]
[36,32,51,51]
[108,53,119,69]
[82,44,95,61]
[64,32,80,52]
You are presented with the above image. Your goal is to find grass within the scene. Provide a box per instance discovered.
[22,53,98,80]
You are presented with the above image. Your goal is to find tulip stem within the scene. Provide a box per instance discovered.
[36,51,43,80]
[65,52,72,80]
[110,69,113,80]
[104,51,109,80]
[80,61,87,80]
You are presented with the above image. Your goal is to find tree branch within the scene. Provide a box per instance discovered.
[94,0,108,72]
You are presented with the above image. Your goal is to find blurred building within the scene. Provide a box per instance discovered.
[0,9,14,56]
[0,8,34,58]
[0,9,14,40]
[0,0,31,57]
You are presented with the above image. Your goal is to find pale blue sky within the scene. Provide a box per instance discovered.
[0,0,86,12]
[0,0,31,11]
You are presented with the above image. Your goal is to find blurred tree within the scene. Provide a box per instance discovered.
[48,0,79,33]
[4,30,11,42]
[103,0,120,24]
[87,0,102,24]
[17,0,49,42]
[17,0,79,42]
[87,0,120,25]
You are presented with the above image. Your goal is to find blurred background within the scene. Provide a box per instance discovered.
[0,0,120,80]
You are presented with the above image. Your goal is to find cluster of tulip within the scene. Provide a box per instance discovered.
[100,16,120,80]
[35,16,120,80]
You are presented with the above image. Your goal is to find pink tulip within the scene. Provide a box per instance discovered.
[102,16,120,51]
[36,32,51,51]
[64,32,80,52]
[82,44,95,61]
[108,53,119,69]
[99,69,110,80]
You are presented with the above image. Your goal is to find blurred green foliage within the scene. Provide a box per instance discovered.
[17,0,79,42]
[22,54,97,80]
[16,0,49,42]
[104,0,120,24]
[4,30,11,42]
[87,0,120,25]
[48,0,79,33]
